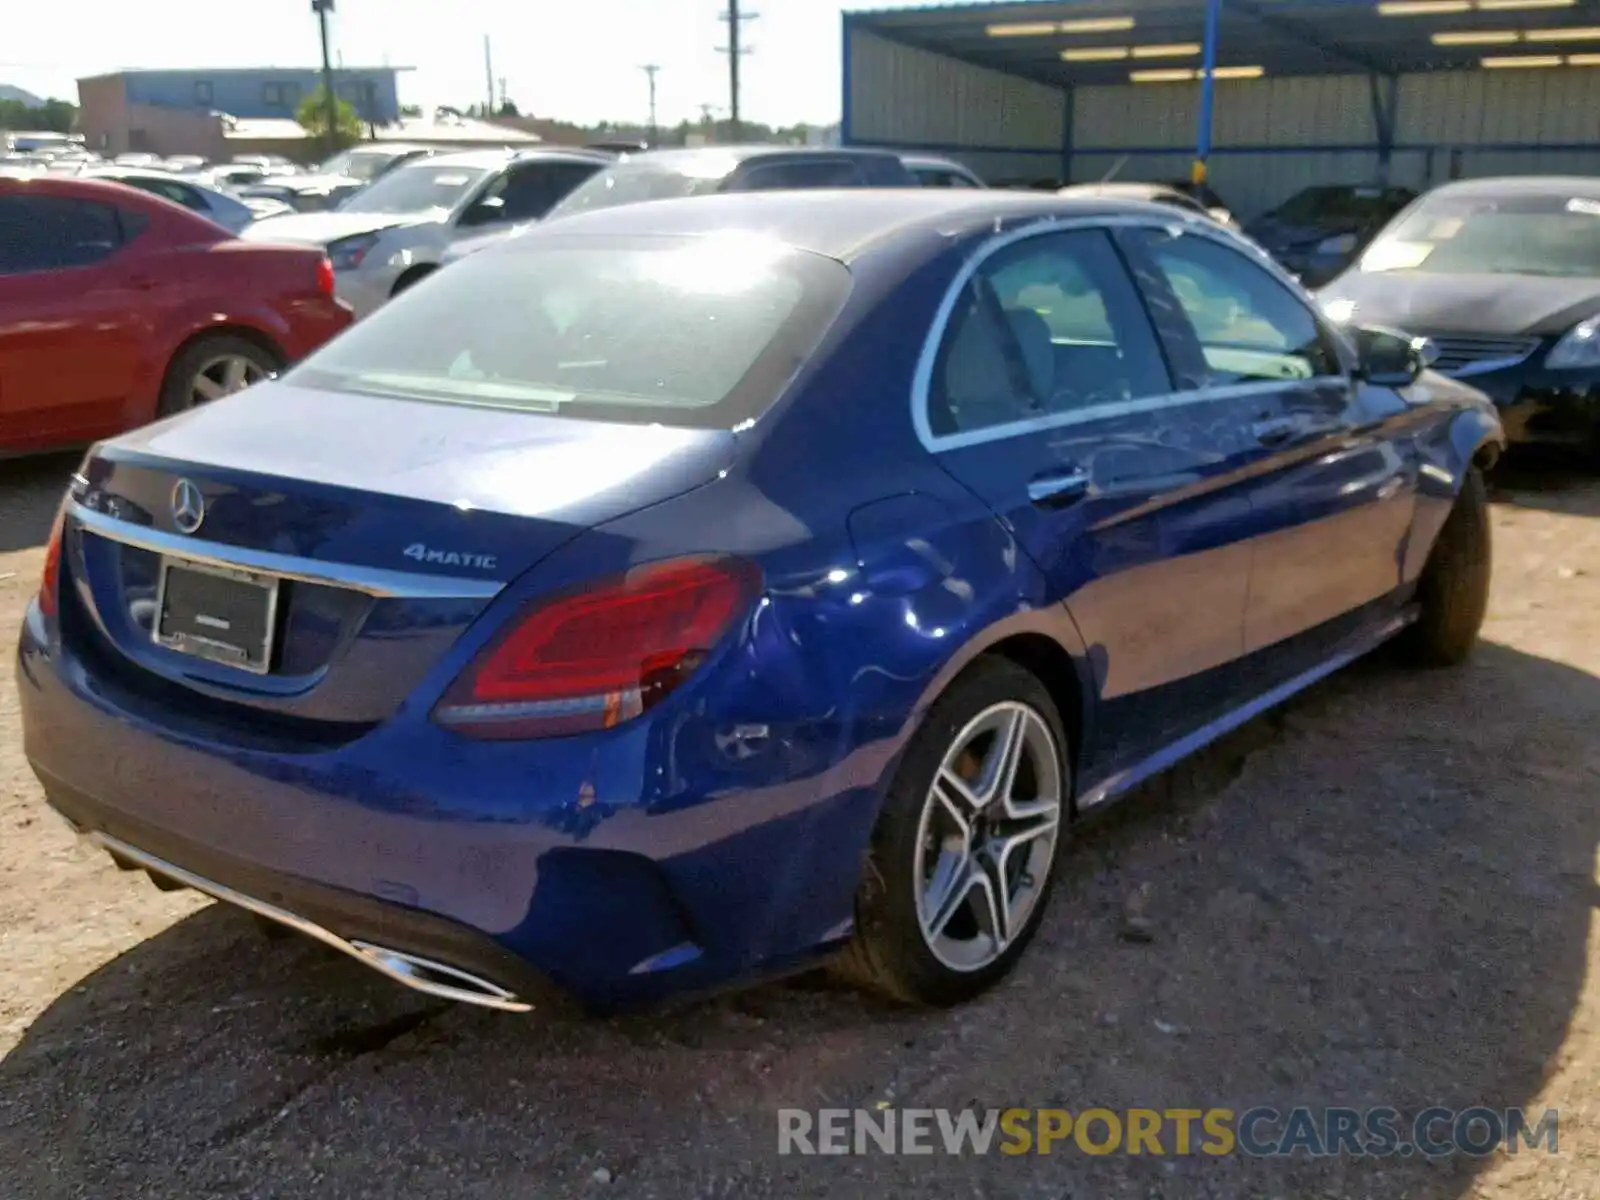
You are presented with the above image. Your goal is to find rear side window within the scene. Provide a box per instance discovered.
[289,233,852,429]
[927,229,1170,438]
[0,193,123,274]
[737,159,867,190]
[124,176,206,211]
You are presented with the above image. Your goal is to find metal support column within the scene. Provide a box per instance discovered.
[840,13,853,146]
[1060,86,1075,185]
[1192,0,1222,187]
[1369,73,1398,184]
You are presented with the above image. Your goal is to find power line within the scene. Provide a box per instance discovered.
[716,1,758,141]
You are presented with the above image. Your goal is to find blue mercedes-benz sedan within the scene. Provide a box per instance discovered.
[17,190,1504,1014]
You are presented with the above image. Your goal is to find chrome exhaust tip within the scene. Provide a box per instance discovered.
[87,832,533,1013]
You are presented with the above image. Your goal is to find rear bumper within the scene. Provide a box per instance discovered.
[281,297,354,359]
[46,786,563,1013]
[15,597,879,1012]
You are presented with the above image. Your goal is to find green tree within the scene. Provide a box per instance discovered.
[0,97,76,133]
[295,87,364,150]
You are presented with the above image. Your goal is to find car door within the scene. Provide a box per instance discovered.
[918,223,1283,780]
[0,191,149,451]
[1116,224,1417,671]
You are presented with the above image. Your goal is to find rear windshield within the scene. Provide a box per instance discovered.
[1359,190,1600,277]
[288,233,852,429]
[1271,186,1410,224]
[544,158,735,221]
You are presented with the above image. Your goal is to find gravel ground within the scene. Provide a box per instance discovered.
[2,451,1599,1198]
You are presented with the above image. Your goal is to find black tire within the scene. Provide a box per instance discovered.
[158,334,281,418]
[1399,465,1492,667]
[391,265,436,297]
[830,657,1070,1006]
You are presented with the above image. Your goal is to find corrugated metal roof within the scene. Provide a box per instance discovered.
[845,0,1600,86]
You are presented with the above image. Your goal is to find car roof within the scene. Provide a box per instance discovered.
[612,144,908,170]
[1060,182,1182,201]
[515,188,1204,265]
[413,147,612,171]
[1427,174,1600,200]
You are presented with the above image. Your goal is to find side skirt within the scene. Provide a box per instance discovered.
[1074,606,1418,815]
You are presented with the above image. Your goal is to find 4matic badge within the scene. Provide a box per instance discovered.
[402,543,499,572]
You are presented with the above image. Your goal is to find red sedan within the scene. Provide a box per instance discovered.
[0,176,351,456]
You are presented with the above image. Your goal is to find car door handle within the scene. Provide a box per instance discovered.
[1027,469,1092,508]
[125,274,158,291]
[1250,417,1300,446]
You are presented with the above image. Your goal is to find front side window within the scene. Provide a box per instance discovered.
[0,194,123,274]
[927,229,1170,438]
[1122,227,1339,387]
[288,233,852,430]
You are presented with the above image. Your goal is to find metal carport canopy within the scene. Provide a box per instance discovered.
[843,0,1600,182]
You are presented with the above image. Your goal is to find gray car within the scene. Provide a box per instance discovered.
[85,168,267,234]
[439,145,922,269]
[242,148,612,319]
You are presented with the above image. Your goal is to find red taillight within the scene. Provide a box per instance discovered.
[314,255,335,297]
[434,556,760,740]
[38,507,65,618]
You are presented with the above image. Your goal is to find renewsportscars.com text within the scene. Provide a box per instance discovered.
[777,1106,1559,1158]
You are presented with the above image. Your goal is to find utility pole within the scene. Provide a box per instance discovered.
[484,35,495,116]
[640,65,660,145]
[311,0,339,156]
[717,1,758,141]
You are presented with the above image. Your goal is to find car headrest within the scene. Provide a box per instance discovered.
[1002,306,1055,402]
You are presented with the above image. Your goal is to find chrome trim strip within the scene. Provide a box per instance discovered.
[1075,609,1416,813]
[70,502,504,601]
[909,211,1337,454]
[88,832,533,1013]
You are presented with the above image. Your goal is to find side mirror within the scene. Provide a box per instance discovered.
[1354,324,1436,388]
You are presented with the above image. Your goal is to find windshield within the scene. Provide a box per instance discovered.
[287,233,852,429]
[322,149,407,182]
[1271,186,1407,225]
[544,159,731,221]
[1359,191,1600,277]
[340,163,489,214]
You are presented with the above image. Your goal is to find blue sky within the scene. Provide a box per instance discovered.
[3,0,934,126]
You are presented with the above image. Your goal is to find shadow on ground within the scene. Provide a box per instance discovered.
[0,455,77,553]
[2,640,1596,1198]
[1488,447,1600,518]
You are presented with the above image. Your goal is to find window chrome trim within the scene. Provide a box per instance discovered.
[69,501,504,601]
[910,211,1343,454]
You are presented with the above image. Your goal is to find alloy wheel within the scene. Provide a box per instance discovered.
[189,354,268,407]
[914,700,1063,973]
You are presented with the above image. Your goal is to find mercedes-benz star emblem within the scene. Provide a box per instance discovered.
[171,479,205,535]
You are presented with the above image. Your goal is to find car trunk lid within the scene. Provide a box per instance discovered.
[63,380,736,732]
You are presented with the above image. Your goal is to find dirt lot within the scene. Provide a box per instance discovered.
[3,451,1600,1198]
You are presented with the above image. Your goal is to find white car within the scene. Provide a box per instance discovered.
[86,168,268,235]
[241,148,610,319]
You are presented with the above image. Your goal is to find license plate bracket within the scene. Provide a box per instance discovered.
[153,557,280,675]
